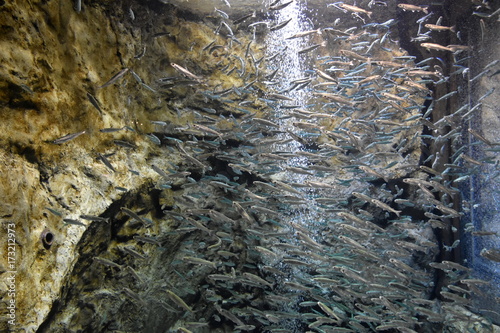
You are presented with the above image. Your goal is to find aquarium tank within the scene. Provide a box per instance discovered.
[0,0,499,332]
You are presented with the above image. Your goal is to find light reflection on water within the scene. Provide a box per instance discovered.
[264,1,331,235]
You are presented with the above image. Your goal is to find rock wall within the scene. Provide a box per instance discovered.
[0,1,265,331]
[0,1,180,331]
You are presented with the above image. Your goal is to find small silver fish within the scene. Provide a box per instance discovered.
[99,68,129,89]
[369,198,402,217]
[94,256,122,269]
[53,130,86,144]
[63,218,86,226]
[166,289,194,312]
[182,256,217,269]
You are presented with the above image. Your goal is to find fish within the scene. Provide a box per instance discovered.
[253,118,280,128]
[250,205,280,217]
[165,289,194,312]
[122,246,147,260]
[397,4,428,14]
[192,124,223,138]
[86,92,103,113]
[317,302,342,322]
[233,11,256,25]
[182,256,217,269]
[46,207,63,217]
[315,69,337,82]
[340,49,370,61]
[134,45,146,59]
[145,133,161,145]
[177,328,193,333]
[272,180,302,194]
[170,63,204,82]
[286,29,322,39]
[98,153,115,172]
[269,0,293,11]
[99,127,124,133]
[358,165,388,182]
[338,3,372,18]
[151,165,171,179]
[241,272,273,287]
[133,235,161,246]
[420,43,454,52]
[63,218,86,226]
[232,201,255,223]
[53,130,86,144]
[468,128,495,146]
[93,256,122,269]
[234,325,256,331]
[79,214,109,223]
[267,92,294,101]
[304,180,336,189]
[480,249,500,262]
[113,140,136,149]
[214,7,229,19]
[121,207,148,226]
[352,191,373,203]
[425,24,456,32]
[298,42,326,54]
[440,291,470,304]
[74,0,81,12]
[313,92,353,105]
[214,303,245,326]
[99,68,129,89]
[270,18,292,31]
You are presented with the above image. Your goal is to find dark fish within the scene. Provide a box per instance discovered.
[80,214,109,223]
[87,92,103,113]
[121,207,148,226]
[298,42,326,54]
[270,18,292,31]
[114,140,137,149]
[134,235,161,246]
[98,153,115,172]
[233,11,255,25]
[99,127,124,133]
[270,0,293,11]
[166,289,194,312]
[94,257,122,269]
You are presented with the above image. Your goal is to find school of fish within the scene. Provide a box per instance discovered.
[46,0,500,332]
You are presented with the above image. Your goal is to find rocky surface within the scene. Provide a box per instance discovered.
[0,1,181,331]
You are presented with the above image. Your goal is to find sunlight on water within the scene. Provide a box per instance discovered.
[264,1,333,236]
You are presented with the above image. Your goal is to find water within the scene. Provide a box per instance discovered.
[29,0,500,332]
